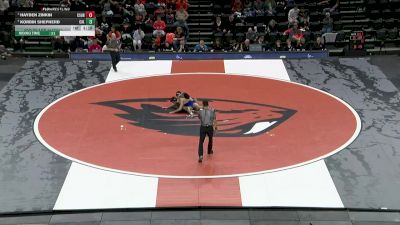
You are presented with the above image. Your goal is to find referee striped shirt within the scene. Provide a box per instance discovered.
[198,108,216,126]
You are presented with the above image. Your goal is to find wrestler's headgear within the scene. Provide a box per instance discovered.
[170,97,178,103]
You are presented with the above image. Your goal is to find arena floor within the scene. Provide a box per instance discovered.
[0,57,400,213]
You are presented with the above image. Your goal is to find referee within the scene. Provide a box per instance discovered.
[197,100,217,163]
[105,33,121,72]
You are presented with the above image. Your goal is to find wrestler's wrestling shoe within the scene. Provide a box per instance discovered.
[186,113,195,118]
[198,156,203,163]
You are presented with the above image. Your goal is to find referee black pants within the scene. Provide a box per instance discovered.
[198,125,213,157]
[110,51,120,70]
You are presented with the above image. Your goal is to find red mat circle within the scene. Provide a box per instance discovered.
[35,74,360,178]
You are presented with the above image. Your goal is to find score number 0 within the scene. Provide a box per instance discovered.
[85,11,95,18]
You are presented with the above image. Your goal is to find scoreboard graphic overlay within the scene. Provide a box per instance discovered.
[15,11,96,36]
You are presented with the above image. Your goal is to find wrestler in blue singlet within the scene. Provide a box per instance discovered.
[184,100,195,108]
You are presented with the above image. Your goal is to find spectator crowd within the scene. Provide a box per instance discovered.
[211,0,340,52]
[56,0,192,53]
[0,0,341,55]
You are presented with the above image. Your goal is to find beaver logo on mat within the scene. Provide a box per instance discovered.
[94,98,296,137]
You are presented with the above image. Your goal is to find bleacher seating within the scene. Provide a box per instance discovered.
[0,0,399,56]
